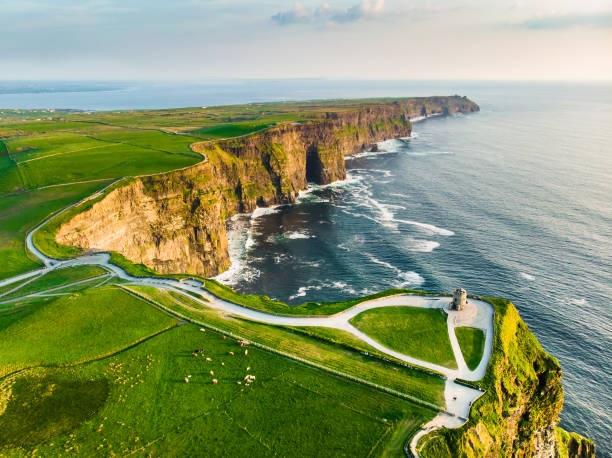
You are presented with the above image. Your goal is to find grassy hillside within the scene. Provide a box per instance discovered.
[0,265,106,300]
[455,327,485,371]
[0,280,437,456]
[0,180,114,280]
[350,306,457,369]
[127,286,446,407]
[0,286,178,378]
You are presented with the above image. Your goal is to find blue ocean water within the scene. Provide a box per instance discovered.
[2,80,610,453]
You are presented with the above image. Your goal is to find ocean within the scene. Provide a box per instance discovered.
[2,80,610,454]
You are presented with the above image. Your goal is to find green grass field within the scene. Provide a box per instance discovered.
[0,265,107,300]
[0,280,437,456]
[0,180,114,280]
[455,327,486,371]
[0,325,434,456]
[1,121,201,193]
[128,286,446,406]
[189,121,275,139]
[288,325,415,366]
[0,286,178,378]
[350,307,457,369]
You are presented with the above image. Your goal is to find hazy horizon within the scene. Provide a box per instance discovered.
[2,0,611,82]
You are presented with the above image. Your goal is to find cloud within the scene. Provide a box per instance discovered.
[271,2,311,25]
[271,0,385,26]
[511,12,612,29]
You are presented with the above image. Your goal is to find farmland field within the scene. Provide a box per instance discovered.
[127,286,446,407]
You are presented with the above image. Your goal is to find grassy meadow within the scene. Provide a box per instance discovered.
[0,279,437,456]
[0,180,114,280]
[0,286,178,378]
[0,265,107,300]
[455,327,486,370]
[127,286,446,407]
[350,307,457,369]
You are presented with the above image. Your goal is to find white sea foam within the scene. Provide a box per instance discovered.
[569,298,589,306]
[395,219,455,236]
[297,174,362,202]
[519,272,536,281]
[351,168,393,178]
[274,253,291,264]
[245,231,259,250]
[252,206,281,218]
[300,260,323,267]
[288,280,357,301]
[407,239,440,252]
[364,253,425,287]
[284,231,314,240]
[214,215,261,285]
[338,234,365,252]
[346,149,393,160]
[405,151,454,157]
[289,285,315,300]
[410,113,442,123]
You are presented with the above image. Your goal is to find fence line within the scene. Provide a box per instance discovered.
[121,285,443,412]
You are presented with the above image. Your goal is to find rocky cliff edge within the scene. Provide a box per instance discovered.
[55,97,478,276]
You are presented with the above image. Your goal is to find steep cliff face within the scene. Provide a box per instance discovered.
[418,298,595,458]
[55,97,478,277]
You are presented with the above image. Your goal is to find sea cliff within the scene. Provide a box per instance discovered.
[417,298,595,458]
[55,96,478,276]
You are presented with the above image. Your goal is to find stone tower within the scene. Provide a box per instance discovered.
[451,288,467,311]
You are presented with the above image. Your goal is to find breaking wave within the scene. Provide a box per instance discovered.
[364,253,425,287]
[288,280,362,301]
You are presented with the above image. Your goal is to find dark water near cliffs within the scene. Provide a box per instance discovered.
[4,80,610,454]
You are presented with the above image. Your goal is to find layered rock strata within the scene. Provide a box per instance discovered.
[56,97,478,276]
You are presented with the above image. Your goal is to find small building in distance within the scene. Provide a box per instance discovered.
[450,288,468,311]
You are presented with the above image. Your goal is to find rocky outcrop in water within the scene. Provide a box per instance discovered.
[56,97,478,277]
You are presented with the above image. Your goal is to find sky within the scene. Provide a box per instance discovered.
[1,0,611,81]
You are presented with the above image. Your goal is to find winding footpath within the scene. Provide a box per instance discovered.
[0,197,494,457]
